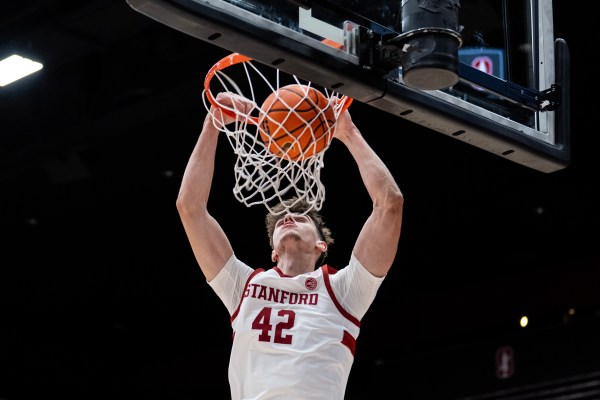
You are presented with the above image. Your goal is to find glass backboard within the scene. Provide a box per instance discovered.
[127,0,570,173]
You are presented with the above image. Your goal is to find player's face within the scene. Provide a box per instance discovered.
[272,213,320,247]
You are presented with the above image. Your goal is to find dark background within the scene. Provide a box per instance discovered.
[0,1,597,399]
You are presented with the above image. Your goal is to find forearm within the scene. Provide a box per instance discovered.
[338,126,402,207]
[177,114,220,212]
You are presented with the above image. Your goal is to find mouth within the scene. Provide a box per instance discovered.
[278,225,299,237]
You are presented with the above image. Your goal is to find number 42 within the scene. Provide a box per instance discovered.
[252,307,295,344]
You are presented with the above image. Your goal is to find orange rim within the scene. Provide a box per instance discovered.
[204,52,354,122]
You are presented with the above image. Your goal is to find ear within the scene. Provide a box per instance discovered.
[271,249,278,263]
[317,241,327,253]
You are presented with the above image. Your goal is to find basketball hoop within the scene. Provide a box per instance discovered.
[203,52,353,215]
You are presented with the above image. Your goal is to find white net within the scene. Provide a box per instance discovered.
[203,53,352,215]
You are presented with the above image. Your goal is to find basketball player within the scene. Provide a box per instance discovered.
[176,92,403,399]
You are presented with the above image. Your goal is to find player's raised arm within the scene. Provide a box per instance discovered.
[176,93,251,281]
[333,108,404,278]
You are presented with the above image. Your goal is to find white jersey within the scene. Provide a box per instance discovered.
[209,254,384,400]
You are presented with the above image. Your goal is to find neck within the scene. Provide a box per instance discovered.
[276,253,316,277]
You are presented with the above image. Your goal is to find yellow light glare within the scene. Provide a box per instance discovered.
[0,54,43,87]
[519,316,528,328]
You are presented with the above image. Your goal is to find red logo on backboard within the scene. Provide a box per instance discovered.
[472,56,493,75]
[496,345,515,379]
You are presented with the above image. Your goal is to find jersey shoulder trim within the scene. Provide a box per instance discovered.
[321,265,361,327]
[231,268,265,323]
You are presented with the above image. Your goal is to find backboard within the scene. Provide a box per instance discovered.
[126,0,570,173]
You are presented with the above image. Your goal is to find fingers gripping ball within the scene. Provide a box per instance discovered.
[259,84,336,161]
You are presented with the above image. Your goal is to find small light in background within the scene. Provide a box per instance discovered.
[563,307,576,323]
[0,54,43,87]
[519,315,528,328]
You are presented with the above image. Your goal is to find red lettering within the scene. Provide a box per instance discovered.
[267,287,280,302]
[246,284,319,305]
[257,285,267,300]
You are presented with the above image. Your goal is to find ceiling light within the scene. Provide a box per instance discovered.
[0,54,43,87]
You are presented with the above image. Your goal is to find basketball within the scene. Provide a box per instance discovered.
[259,84,335,161]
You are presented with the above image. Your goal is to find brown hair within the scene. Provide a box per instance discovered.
[265,197,334,267]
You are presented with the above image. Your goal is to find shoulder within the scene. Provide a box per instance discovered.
[328,254,385,283]
[209,253,254,285]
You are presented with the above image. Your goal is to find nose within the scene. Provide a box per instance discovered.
[282,214,295,224]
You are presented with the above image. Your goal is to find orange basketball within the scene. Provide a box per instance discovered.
[259,84,335,161]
